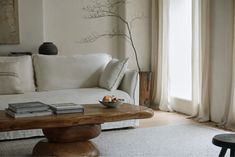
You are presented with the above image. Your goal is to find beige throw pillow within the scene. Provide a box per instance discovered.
[0,56,35,92]
[99,58,128,91]
[0,62,23,95]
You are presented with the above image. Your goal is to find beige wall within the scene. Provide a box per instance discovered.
[120,0,151,71]
[0,0,151,70]
[0,0,44,54]
[43,0,119,58]
[43,0,151,70]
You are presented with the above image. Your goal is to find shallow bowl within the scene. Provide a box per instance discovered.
[99,100,123,108]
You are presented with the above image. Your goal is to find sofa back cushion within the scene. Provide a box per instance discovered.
[33,54,111,91]
[0,56,35,92]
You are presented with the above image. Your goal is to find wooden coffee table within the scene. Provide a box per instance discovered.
[0,104,154,157]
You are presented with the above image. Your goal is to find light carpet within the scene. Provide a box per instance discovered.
[0,123,230,157]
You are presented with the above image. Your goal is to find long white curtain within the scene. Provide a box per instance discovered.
[222,4,235,130]
[151,0,210,113]
[191,0,211,121]
[151,0,235,131]
[151,0,172,111]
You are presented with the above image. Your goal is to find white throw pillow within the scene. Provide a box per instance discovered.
[99,58,129,91]
[0,62,23,95]
[0,56,35,92]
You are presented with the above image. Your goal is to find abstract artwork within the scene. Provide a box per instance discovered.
[0,0,19,44]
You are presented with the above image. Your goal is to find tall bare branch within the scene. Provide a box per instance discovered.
[81,0,143,71]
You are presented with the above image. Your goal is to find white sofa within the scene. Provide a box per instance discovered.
[0,53,139,140]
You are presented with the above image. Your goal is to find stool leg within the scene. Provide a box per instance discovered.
[219,148,227,157]
[231,149,235,157]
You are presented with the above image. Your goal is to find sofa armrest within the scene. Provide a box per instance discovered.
[119,70,139,105]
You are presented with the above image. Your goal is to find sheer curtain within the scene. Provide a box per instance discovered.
[191,0,211,121]
[151,0,210,114]
[151,0,172,111]
[222,5,235,130]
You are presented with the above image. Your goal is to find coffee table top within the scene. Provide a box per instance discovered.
[0,104,154,132]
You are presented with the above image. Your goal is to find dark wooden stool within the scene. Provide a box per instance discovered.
[212,134,235,157]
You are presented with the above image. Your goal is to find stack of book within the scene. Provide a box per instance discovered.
[49,103,84,114]
[5,101,53,118]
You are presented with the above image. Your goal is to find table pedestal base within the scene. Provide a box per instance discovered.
[33,139,99,157]
[32,124,101,157]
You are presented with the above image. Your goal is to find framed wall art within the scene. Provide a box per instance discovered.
[0,0,19,44]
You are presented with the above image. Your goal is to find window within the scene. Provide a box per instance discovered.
[169,0,193,113]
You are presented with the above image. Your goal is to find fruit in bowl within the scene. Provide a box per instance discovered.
[102,95,112,103]
[100,96,123,108]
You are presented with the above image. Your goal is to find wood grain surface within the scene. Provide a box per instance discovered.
[2,104,154,157]
[43,124,101,142]
[0,104,154,131]
[32,139,99,157]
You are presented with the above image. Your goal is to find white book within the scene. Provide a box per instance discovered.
[5,109,53,118]
[49,103,84,111]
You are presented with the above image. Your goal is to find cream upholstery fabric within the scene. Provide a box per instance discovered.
[99,58,128,91]
[0,62,23,94]
[33,54,111,91]
[119,69,139,105]
[0,56,35,92]
[0,88,132,106]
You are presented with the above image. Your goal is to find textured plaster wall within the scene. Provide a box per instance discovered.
[0,0,44,54]
[0,0,151,70]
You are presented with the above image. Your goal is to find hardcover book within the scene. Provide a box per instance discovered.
[5,109,53,118]
[49,103,84,111]
[8,101,49,113]
[55,109,84,114]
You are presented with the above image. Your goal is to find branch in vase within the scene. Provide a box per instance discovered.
[79,32,131,44]
[82,0,142,71]
[83,0,127,12]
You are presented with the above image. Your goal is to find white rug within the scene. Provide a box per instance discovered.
[0,123,230,157]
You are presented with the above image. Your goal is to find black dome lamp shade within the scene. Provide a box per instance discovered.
[38,42,58,55]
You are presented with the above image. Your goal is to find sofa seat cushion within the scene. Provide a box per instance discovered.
[0,88,132,110]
